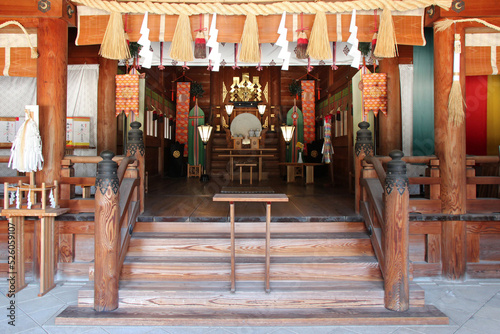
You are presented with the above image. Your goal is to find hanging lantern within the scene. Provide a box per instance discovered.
[362,73,387,117]
[115,74,140,117]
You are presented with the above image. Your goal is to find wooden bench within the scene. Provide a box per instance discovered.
[279,162,323,184]
[213,193,289,293]
[235,163,257,184]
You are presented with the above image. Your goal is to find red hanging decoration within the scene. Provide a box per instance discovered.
[371,10,378,51]
[232,44,240,69]
[295,13,309,59]
[194,14,207,59]
[158,42,165,70]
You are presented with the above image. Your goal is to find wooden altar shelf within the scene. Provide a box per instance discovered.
[215,148,277,182]
[2,181,69,295]
[235,163,257,185]
[213,193,289,293]
[187,164,202,178]
[279,163,324,184]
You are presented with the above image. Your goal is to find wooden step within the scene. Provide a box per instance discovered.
[119,261,383,281]
[133,221,368,234]
[126,237,375,258]
[76,281,425,309]
[56,304,448,326]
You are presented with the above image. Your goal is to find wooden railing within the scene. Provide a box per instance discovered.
[0,156,30,194]
[59,155,124,213]
[93,121,145,312]
[358,151,410,311]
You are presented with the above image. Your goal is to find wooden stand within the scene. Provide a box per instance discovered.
[187,164,202,178]
[2,180,68,296]
[213,193,289,293]
[235,163,257,184]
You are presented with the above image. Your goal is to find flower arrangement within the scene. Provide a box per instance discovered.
[296,141,304,153]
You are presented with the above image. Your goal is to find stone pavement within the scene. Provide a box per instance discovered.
[1,278,499,334]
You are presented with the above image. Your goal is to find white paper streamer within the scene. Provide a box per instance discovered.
[15,187,20,209]
[49,189,55,208]
[207,13,221,71]
[27,188,32,209]
[138,12,154,69]
[9,190,15,206]
[276,11,290,70]
[346,9,361,68]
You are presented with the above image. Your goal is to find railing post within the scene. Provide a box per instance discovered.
[60,159,75,200]
[94,151,120,312]
[355,122,374,213]
[384,150,409,311]
[127,121,145,213]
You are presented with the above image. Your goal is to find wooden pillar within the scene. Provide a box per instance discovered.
[354,121,374,213]
[378,58,402,156]
[126,122,145,213]
[383,150,409,311]
[97,57,118,154]
[36,18,68,186]
[434,24,467,280]
[94,151,120,312]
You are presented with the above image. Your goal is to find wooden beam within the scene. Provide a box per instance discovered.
[0,0,76,27]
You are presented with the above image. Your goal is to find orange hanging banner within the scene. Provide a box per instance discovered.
[362,73,387,117]
[115,74,140,117]
[176,82,191,156]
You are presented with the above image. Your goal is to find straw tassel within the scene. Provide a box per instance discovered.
[373,8,398,58]
[170,14,194,62]
[194,31,206,59]
[307,11,331,60]
[296,31,308,59]
[239,13,260,63]
[448,34,465,126]
[99,12,131,60]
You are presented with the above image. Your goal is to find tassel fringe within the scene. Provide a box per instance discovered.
[99,12,131,60]
[448,80,465,126]
[373,8,398,58]
[307,11,331,60]
[170,14,194,62]
[435,19,455,33]
[239,13,260,63]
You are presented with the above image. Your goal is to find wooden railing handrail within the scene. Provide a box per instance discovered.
[62,155,125,164]
[364,156,387,186]
[117,156,137,184]
[467,155,500,164]
[375,155,437,164]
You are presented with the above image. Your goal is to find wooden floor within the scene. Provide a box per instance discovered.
[142,174,358,221]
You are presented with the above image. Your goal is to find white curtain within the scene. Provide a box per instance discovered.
[67,64,99,148]
[399,64,414,157]
[0,76,36,117]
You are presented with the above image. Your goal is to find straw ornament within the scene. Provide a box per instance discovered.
[239,13,260,63]
[373,7,398,58]
[72,1,453,16]
[170,14,194,62]
[99,12,131,60]
[307,11,331,60]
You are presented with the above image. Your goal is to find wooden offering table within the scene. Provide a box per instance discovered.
[279,162,324,184]
[213,193,289,293]
[1,207,69,296]
[3,181,68,296]
[215,148,276,182]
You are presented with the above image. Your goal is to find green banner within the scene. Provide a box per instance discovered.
[413,28,435,156]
